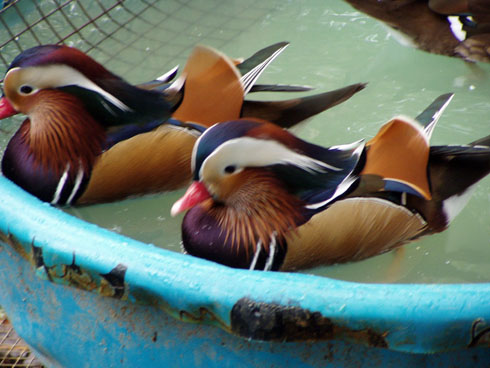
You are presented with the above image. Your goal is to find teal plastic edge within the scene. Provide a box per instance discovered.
[0,175,489,354]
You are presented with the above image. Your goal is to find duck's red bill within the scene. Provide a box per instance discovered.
[171,181,211,217]
[0,97,18,119]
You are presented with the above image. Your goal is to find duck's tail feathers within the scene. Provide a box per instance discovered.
[470,134,490,147]
[241,83,366,129]
[415,93,454,139]
[429,140,490,200]
[249,84,313,93]
[425,140,490,226]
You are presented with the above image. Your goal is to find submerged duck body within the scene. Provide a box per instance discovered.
[172,94,490,271]
[0,43,365,205]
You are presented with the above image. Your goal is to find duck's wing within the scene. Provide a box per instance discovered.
[361,93,454,200]
[78,124,200,204]
[170,45,244,126]
[283,197,427,270]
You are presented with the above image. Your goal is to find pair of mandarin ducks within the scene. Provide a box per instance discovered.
[1,43,489,272]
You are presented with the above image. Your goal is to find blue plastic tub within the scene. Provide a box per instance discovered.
[0,175,489,367]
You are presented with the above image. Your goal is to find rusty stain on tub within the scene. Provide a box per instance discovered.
[468,318,490,347]
[0,232,30,261]
[230,297,388,347]
[179,307,231,332]
[100,263,128,298]
[0,231,128,299]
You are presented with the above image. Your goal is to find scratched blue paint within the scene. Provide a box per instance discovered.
[0,175,489,367]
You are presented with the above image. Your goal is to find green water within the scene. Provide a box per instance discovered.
[1,0,489,283]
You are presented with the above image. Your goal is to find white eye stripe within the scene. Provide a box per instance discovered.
[200,136,341,180]
[7,65,131,112]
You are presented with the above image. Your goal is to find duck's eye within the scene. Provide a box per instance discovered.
[224,165,236,174]
[19,85,34,95]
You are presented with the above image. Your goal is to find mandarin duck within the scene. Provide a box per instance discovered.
[171,93,490,271]
[0,43,365,205]
[344,0,490,62]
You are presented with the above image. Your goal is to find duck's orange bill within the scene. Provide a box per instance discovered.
[0,97,18,119]
[171,181,211,217]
